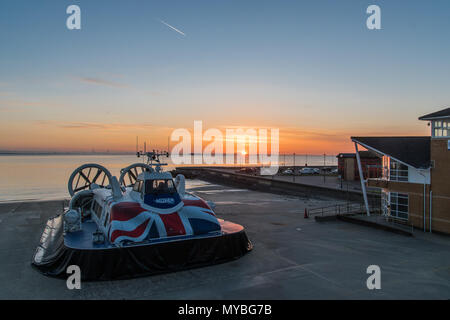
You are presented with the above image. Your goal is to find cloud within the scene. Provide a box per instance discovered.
[213,125,349,142]
[158,19,186,36]
[35,120,175,131]
[0,99,53,109]
[282,127,346,138]
[78,77,128,88]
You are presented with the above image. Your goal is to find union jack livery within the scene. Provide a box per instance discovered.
[32,151,252,280]
[107,197,220,244]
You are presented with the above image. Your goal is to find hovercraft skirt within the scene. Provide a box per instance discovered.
[32,215,252,281]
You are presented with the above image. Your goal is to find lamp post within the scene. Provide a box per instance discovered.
[293,152,296,182]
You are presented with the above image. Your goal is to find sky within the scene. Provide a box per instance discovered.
[0,0,449,154]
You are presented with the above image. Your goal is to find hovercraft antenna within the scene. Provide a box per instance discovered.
[135,136,170,171]
[136,149,170,172]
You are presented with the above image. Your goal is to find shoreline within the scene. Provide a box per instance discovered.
[0,198,69,206]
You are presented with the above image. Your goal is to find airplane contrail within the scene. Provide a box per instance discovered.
[158,19,186,36]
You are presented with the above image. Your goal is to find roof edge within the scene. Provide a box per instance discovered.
[418,107,450,121]
[351,137,431,170]
[418,115,450,120]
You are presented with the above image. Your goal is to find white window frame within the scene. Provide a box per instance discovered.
[432,120,450,138]
[389,192,409,220]
[389,161,409,182]
[382,157,408,182]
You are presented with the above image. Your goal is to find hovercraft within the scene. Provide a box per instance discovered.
[32,151,252,280]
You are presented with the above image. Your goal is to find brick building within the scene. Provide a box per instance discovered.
[336,151,381,181]
[351,107,450,234]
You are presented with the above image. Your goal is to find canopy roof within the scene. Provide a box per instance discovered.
[351,136,431,169]
[418,107,450,120]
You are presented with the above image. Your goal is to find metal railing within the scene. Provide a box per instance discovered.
[308,201,414,234]
[379,167,409,182]
[308,200,381,217]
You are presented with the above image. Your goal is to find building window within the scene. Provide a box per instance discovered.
[382,192,408,220]
[433,120,450,138]
[389,161,408,182]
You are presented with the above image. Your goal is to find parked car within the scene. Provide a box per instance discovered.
[322,167,332,173]
[331,168,339,174]
[299,167,320,175]
[282,169,294,175]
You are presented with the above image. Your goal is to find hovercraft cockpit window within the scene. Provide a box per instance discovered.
[145,179,176,194]
[133,180,143,192]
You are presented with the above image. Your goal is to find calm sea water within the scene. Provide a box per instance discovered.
[0,154,337,202]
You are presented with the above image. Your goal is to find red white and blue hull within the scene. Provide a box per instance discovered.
[31,161,252,280]
[32,193,252,280]
[107,198,221,244]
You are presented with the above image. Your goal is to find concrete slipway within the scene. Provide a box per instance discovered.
[0,181,449,299]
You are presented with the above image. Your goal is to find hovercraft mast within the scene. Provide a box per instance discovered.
[136,149,170,173]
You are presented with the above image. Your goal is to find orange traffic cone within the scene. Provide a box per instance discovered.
[304,208,308,219]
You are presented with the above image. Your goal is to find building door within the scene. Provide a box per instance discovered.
[345,158,355,180]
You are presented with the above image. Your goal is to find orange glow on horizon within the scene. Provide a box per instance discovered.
[0,120,430,155]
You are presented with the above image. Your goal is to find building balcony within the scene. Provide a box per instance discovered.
[376,167,409,183]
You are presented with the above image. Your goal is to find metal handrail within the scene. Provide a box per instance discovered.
[308,200,415,234]
[309,203,363,217]
[380,167,409,182]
